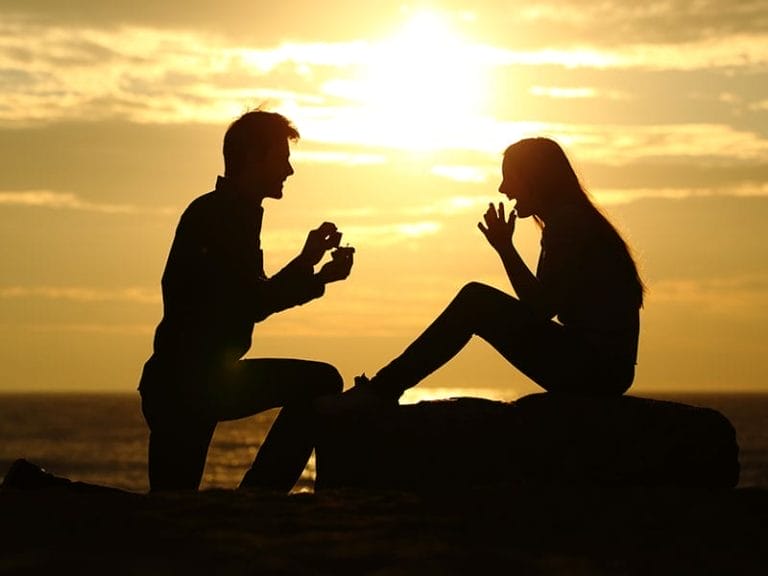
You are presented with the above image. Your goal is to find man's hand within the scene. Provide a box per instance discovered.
[318,246,354,284]
[478,202,516,253]
[300,222,342,266]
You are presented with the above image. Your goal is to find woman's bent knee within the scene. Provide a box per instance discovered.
[458,281,493,300]
[457,281,518,307]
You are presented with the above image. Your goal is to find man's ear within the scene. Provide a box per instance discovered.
[242,148,256,166]
[245,146,270,168]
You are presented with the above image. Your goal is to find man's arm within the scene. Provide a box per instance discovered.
[249,222,353,321]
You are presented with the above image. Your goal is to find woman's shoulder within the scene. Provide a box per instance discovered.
[543,205,599,245]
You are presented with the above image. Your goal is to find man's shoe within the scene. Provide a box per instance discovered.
[1,459,72,490]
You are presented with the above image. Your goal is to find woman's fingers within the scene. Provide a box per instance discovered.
[484,203,498,223]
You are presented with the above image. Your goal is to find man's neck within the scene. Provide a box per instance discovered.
[225,174,265,208]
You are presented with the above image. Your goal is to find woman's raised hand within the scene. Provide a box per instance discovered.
[478,202,516,252]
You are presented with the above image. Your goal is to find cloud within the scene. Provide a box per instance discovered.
[293,149,387,166]
[0,190,176,214]
[0,7,765,191]
[301,120,768,166]
[7,1,767,48]
[260,220,442,254]
[1,13,766,131]
[252,273,460,337]
[321,221,443,245]
[0,285,160,304]
[649,274,768,312]
[557,123,768,164]
[23,323,155,335]
[528,85,632,100]
[488,0,768,46]
[430,165,488,183]
[0,1,405,44]
[593,182,768,205]
[482,34,768,71]
[530,86,596,99]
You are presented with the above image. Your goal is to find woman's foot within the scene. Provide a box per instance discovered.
[316,374,400,413]
[351,373,401,402]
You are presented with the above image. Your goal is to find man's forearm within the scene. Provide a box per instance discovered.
[250,258,325,321]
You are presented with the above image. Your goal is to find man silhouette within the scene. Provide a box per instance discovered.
[139,109,354,492]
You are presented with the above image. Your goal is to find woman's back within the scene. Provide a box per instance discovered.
[538,203,641,365]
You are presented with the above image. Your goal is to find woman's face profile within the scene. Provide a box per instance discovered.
[499,160,536,218]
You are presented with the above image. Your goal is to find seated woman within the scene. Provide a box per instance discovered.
[346,137,644,403]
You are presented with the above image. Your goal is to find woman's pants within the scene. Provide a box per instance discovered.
[374,282,633,397]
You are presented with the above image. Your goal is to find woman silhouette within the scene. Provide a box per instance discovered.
[348,137,644,402]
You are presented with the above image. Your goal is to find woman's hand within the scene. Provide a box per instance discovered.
[478,202,516,252]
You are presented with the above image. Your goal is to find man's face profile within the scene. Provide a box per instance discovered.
[243,137,294,201]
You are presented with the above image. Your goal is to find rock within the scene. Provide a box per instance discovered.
[314,393,739,491]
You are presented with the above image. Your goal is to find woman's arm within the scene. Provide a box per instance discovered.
[478,203,555,318]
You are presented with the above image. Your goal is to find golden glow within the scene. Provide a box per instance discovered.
[400,386,519,404]
[322,10,490,151]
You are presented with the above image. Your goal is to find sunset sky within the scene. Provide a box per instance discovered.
[1,0,767,396]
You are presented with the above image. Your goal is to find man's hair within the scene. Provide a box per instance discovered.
[223,109,300,176]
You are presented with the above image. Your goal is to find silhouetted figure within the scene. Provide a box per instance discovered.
[139,110,354,492]
[342,138,643,404]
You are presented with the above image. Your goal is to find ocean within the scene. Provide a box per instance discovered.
[1,391,766,492]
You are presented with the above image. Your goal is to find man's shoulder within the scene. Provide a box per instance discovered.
[179,189,221,221]
[170,189,224,241]
[185,189,219,211]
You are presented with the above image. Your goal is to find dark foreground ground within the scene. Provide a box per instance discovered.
[1,485,766,575]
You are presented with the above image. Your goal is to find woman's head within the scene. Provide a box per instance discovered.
[500,137,584,219]
[500,137,646,307]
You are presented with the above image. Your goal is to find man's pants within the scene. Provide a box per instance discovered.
[140,358,343,492]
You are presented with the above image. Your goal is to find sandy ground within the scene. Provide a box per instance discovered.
[1,485,766,575]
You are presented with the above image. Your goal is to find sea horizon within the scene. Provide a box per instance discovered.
[2,389,766,493]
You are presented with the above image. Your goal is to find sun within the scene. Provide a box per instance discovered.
[323,10,491,152]
[365,11,486,114]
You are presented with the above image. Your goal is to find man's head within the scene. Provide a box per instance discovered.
[223,109,300,200]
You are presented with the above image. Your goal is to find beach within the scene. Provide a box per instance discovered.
[2,484,766,575]
[1,392,767,574]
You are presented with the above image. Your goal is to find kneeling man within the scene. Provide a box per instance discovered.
[139,110,354,492]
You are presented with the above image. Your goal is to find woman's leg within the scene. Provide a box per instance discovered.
[371,282,578,395]
[210,359,343,491]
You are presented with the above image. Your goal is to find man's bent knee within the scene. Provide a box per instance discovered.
[313,362,344,396]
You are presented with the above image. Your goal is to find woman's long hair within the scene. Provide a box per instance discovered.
[504,137,645,308]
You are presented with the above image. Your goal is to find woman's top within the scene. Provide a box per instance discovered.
[536,204,641,367]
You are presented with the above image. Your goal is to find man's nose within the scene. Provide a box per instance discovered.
[287,162,294,177]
